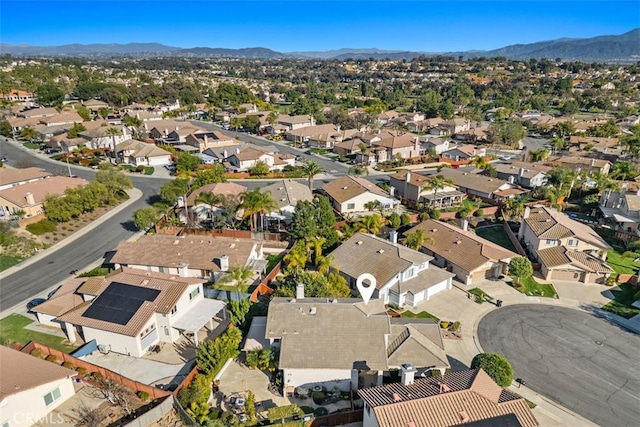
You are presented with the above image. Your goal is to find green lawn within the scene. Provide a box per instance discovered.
[606,250,638,275]
[474,226,517,253]
[468,287,493,304]
[0,314,78,353]
[0,255,22,272]
[602,284,640,319]
[401,310,440,323]
[23,142,41,149]
[513,276,558,298]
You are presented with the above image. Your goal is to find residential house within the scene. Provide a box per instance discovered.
[333,138,364,156]
[0,175,88,219]
[270,114,316,133]
[494,161,550,188]
[115,139,172,166]
[111,234,266,281]
[430,118,472,136]
[186,182,247,221]
[519,206,613,283]
[18,107,59,119]
[407,220,519,285]
[1,89,35,102]
[264,297,449,395]
[52,268,225,355]
[147,120,194,141]
[600,184,640,236]
[322,175,399,214]
[407,117,444,133]
[226,147,294,172]
[122,110,164,123]
[7,116,41,132]
[422,137,451,155]
[441,144,486,162]
[0,167,50,191]
[0,346,77,426]
[430,169,528,203]
[359,368,539,427]
[185,131,237,152]
[377,110,400,125]
[389,170,464,208]
[77,126,129,151]
[82,99,109,112]
[360,132,423,165]
[165,126,208,144]
[329,233,455,307]
[285,124,340,146]
[198,144,246,164]
[38,112,83,127]
[261,180,314,223]
[549,156,611,175]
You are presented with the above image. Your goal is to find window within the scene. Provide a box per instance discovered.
[164,326,170,336]
[43,387,62,406]
[189,287,201,301]
[545,239,557,245]
[567,239,578,246]
[347,203,355,210]
[405,268,416,279]
[159,266,170,274]
[170,306,178,315]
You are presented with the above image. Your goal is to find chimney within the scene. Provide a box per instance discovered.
[591,158,596,167]
[414,136,419,151]
[405,171,411,183]
[401,364,416,386]
[508,175,515,184]
[25,192,35,205]
[223,150,228,159]
[236,147,240,154]
[203,134,208,144]
[518,167,525,177]
[462,219,468,231]
[523,206,531,219]
[296,283,305,299]
[389,230,398,244]
[178,263,189,277]
[219,255,229,272]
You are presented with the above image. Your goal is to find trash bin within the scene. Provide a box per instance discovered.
[496,299,503,307]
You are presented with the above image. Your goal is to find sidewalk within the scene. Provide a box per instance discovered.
[414,282,600,427]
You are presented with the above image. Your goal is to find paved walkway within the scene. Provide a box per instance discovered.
[84,351,191,385]
[414,279,612,426]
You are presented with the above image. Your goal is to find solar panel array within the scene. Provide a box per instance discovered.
[83,282,161,325]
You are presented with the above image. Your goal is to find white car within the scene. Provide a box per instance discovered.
[499,155,512,161]
[165,164,176,171]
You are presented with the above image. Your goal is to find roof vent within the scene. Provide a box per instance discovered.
[356,241,363,245]
[141,279,149,285]
[431,229,437,233]
[309,307,317,315]
[281,198,286,202]
[459,410,470,423]
[406,423,416,427]
[331,299,338,303]
[173,240,180,245]
[545,218,552,222]
[377,249,385,254]
[278,187,283,190]
[439,382,451,393]
[392,393,402,402]
[454,240,462,245]
[342,186,348,190]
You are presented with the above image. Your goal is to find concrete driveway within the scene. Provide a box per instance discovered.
[478,304,640,426]
[84,351,191,385]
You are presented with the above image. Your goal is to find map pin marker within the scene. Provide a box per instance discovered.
[356,273,377,305]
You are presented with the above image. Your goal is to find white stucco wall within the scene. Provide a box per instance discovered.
[339,192,397,213]
[0,377,75,427]
[81,314,157,357]
[283,368,353,392]
[35,313,61,328]
[362,402,380,427]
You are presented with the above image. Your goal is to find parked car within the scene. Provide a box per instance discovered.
[165,164,176,171]
[27,298,46,311]
[499,155,512,161]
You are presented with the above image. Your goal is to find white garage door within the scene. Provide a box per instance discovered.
[425,280,450,300]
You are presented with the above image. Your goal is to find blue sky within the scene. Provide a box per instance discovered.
[1,1,638,52]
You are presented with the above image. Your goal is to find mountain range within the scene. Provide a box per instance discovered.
[1,29,638,62]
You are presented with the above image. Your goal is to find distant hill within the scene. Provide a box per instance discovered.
[1,29,638,62]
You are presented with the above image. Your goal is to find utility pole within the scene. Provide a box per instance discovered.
[66,155,72,177]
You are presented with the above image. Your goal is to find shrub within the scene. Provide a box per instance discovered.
[62,362,75,369]
[440,321,450,329]
[430,209,441,220]
[471,353,514,387]
[400,213,411,226]
[144,167,154,175]
[314,407,329,417]
[45,354,59,364]
[26,219,57,235]
[267,404,303,421]
[312,391,325,405]
[31,348,46,359]
[474,208,484,217]
[419,212,430,221]
[178,373,212,407]
[137,391,150,401]
[91,372,103,380]
[76,367,88,376]
[135,165,145,173]
[387,212,401,229]
[429,370,442,377]
[450,321,461,331]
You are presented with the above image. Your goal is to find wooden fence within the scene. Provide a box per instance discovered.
[250,261,282,302]
[121,396,175,427]
[309,410,363,426]
[502,220,527,257]
[20,342,170,400]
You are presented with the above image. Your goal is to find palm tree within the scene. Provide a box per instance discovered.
[194,192,221,222]
[503,195,527,219]
[422,175,454,207]
[356,214,387,234]
[339,222,358,239]
[529,149,549,162]
[230,117,243,132]
[364,200,382,212]
[316,255,334,275]
[240,189,279,231]
[470,155,490,169]
[306,236,326,266]
[545,186,569,211]
[301,160,324,191]
[19,126,37,141]
[348,165,369,176]
[224,266,253,291]
[104,126,122,154]
[284,240,308,275]
[404,229,434,250]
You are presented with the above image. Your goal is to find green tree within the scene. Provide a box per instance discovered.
[387,212,401,229]
[503,195,527,219]
[98,107,111,119]
[176,152,201,173]
[240,189,278,231]
[177,373,213,407]
[356,214,387,234]
[195,191,222,222]
[471,353,514,387]
[245,390,256,423]
[489,119,526,147]
[95,167,132,196]
[192,164,227,188]
[133,207,161,231]
[552,121,576,138]
[404,229,434,250]
[159,178,189,205]
[300,160,324,190]
[228,299,251,328]
[196,327,242,376]
[249,160,270,176]
[508,257,533,285]
[0,120,12,138]
[423,175,454,207]
[75,105,92,121]
[104,127,122,152]
[529,149,549,162]
[219,266,253,292]
[284,240,308,275]
[587,120,620,138]
[610,161,639,180]
[19,126,37,141]
[241,115,261,133]
[364,200,383,212]
[36,84,64,106]
[68,122,87,138]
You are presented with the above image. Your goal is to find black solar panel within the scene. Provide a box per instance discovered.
[83,282,161,325]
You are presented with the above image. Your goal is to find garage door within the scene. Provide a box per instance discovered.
[549,270,583,282]
[426,281,450,300]
[470,269,491,284]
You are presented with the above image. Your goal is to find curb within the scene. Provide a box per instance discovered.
[0,187,143,281]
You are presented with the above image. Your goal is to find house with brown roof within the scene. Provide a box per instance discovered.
[77,125,130,151]
[285,124,340,145]
[358,132,423,165]
[261,180,314,223]
[226,147,294,172]
[187,182,247,222]
[407,220,519,285]
[49,268,225,356]
[431,169,528,203]
[111,234,266,281]
[18,107,58,118]
[38,111,83,127]
[519,206,612,283]
[184,130,236,152]
[322,175,399,213]
[599,184,640,237]
[269,114,316,134]
[359,368,538,427]
[329,233,455,307]
[0,175,88,219]
[264,297,449,395]
[1,89,35,102]
[548,155,611,175]
[115,139,172,166]
[494,161,550,188]
[0,167,51,191]
[441,144,486,162]
[0,346,77,426]
[389,170,465,208]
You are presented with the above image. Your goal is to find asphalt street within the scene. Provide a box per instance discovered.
[0,140,170,309]
[478,305,640,427]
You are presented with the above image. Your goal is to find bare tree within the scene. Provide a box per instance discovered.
[74,403,104,427]
[92,377,135,415]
